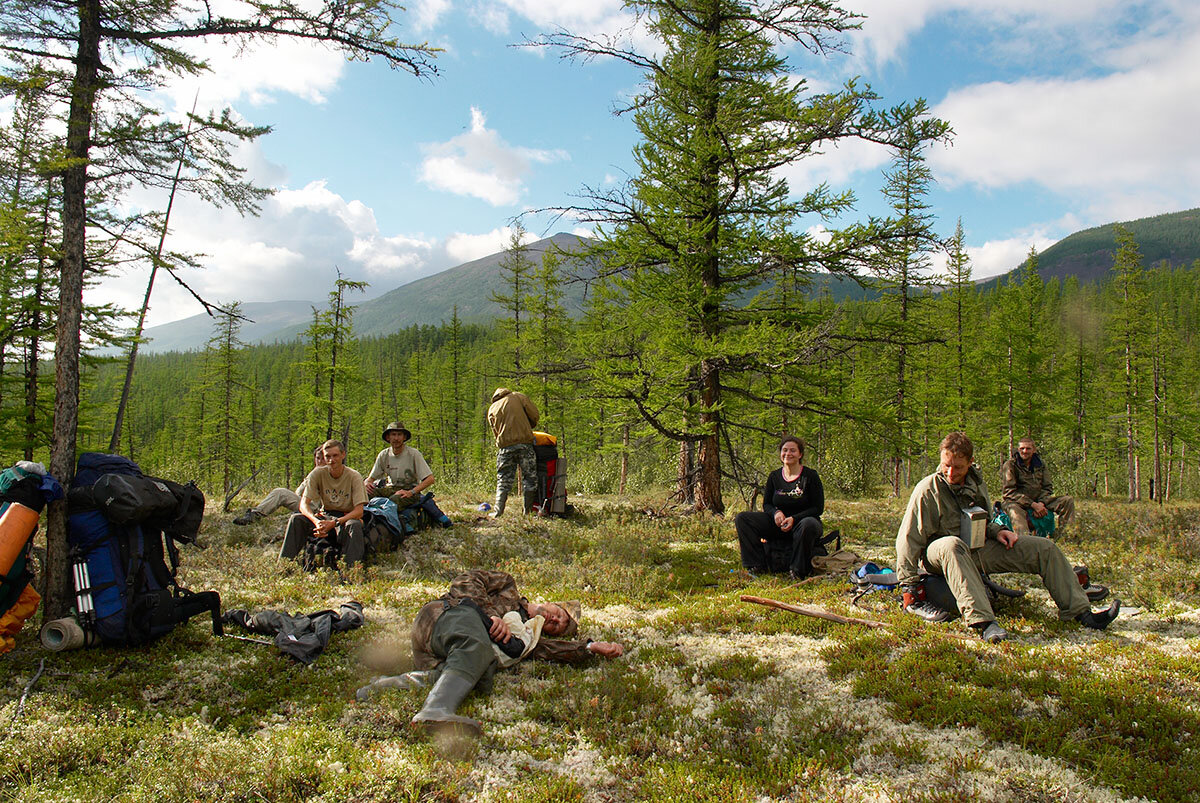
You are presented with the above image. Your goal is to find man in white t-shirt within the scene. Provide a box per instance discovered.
[365,421,452,528]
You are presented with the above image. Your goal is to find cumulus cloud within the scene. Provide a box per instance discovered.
[410,0,453,32]
[444,226,534,264]
[419,107,569,206]
[847,0,1131,67]
[930,31,1200,223]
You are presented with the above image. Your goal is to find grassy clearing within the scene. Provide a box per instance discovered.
[1,495,1198,801]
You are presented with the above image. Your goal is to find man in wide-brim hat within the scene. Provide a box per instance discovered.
[365,420,452,528]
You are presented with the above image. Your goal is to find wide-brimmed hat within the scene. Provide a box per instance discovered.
[382,421,412,441]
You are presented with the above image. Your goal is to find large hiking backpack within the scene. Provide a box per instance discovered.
[67,453,222,646]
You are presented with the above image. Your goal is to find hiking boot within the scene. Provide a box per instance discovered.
[436,515,453,529]
[232,509,258,526]
[905,600,954,623]
[1076,599,1121,630]
[412,670,482,736]
[1083,584,1109,603]
[974,621,1008,643]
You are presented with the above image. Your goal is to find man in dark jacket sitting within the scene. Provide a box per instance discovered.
[1001,436,1075,538]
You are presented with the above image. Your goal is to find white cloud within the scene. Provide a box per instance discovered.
[419,107,568,206]
[965,234,1057,280]
[444,226,534,264]
[847,0,1132,67]
[778,136,892,194]
[930,32,1200,224]
[410,0,453,32]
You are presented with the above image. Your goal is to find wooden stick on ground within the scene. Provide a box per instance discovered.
[742,594,978,642]
[741,595,889,628]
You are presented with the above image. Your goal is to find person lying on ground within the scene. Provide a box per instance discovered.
[356,569,623,736]
[233,445,326,526]
[896,431,1119,644]
[279,440,368,568]
[364,421,452,528]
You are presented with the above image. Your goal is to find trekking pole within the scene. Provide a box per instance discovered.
[223,633,275,646]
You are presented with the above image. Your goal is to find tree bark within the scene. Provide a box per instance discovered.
[45,0,102,620]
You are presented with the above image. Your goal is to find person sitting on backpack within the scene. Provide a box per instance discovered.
[896,431,1118,644]
[735,435,826,580]
[364,421,452,528]
[279,440,368,568]
[1000,436,1075,538]
[234,445,325,526]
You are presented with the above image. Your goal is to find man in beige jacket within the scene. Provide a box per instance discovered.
[896,432,1118,643]
[486,387,539,516]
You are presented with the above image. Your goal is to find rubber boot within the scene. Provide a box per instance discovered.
[490,492,507,518]
[411,669,482,735]
[356,670,439,702]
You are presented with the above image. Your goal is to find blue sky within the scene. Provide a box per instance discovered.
[91,0,1200,326]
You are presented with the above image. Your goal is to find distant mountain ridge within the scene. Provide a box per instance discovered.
[139,209,1200,353]
[990,207,1200,288]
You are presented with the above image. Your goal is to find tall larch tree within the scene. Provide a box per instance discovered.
[539,0,949,512]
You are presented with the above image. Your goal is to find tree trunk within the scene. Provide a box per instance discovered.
[45,0,102,620]
[696,358,723,514]
[618,423,629,496]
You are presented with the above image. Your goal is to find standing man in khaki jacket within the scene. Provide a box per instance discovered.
[1001,436,1075,537]
[486,387,539,517]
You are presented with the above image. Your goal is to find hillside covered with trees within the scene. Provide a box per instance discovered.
[52,225,1200,514]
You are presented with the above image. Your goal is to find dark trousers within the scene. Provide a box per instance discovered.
[279,513,366,567]
[736,511,823,577]
[430,603,499,695]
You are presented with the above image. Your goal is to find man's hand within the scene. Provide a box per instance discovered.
[587,641,623,658]
[364,477,377,493]
[315,517,337,536]
[1031,501,1048,518]
[395,487,415,500]
[997,529,1018,549]
[488,615,511,643]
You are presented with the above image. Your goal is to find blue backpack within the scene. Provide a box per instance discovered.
[67,453,222,646]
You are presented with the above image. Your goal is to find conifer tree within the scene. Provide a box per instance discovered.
[540,0,949,511]
[2,0,439,618]
[1109,226,1150,501]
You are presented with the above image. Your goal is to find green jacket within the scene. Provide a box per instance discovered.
[1001,453,1053,507]
[895,465,1002,587]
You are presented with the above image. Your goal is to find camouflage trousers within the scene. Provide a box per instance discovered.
[495,443,537,507]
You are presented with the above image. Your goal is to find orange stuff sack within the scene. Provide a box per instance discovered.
[0,502,39,578]
[0,583,41,654]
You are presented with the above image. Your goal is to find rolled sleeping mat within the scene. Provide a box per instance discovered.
[40,617,97,651]
[0,501,40,577]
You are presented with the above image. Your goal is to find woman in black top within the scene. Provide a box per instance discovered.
[736,435,825,579]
